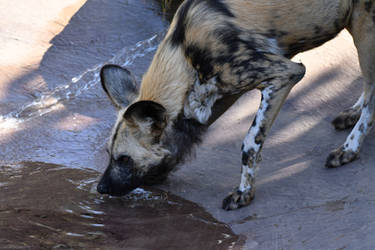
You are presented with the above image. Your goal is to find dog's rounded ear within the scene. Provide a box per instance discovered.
[100,64,139,109]
[124,101,167,137]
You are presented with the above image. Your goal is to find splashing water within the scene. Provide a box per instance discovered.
[0,33,164,128]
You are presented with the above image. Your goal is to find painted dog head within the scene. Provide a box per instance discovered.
[97,65,175,196]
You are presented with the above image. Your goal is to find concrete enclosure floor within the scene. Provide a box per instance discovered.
[1,1,375,249]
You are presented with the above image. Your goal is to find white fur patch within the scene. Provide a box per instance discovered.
[239,165,255,192]
[344,105,371,152]
[352,93,364,109]
[184,77,222,124]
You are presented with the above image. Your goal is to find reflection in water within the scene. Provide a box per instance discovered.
[0,162,243,249]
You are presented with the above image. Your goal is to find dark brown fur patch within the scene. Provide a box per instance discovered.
[359,123,365,132]
[266,29,288,39]
[285,31,338,58]
[314,25,322,35]
[204,0,235,18]
[242,151,250,165]
[185,45,215,81]
[170,0,194,46]
[164,114,207,164]
[170,0,234,46]
[365,0,373,12]
[254,133,264,145]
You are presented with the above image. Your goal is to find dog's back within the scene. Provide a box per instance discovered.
[229,0,353,56]
[168,0,352,58]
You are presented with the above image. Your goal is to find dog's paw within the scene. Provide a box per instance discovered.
[332,108,360,130]
[222,188,255,210]
[326,146,359,168]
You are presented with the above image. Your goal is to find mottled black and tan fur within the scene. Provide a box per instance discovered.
[97,0,375,210]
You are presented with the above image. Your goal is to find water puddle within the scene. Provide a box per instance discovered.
[0,162,243,249]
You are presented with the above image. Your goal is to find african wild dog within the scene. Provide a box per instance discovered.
[97,0,375,210]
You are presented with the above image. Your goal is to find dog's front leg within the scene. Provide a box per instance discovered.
[222,62,305,210]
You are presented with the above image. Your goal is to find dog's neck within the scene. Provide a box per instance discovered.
[138,40,196,121]
[162,114,207,168]
[160,89,244,170]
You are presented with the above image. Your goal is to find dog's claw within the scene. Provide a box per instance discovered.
[222,188,255,210]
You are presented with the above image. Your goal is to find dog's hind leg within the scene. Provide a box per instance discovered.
[222,55,305,210]
[326,0,375,167]
[332,93,363,130]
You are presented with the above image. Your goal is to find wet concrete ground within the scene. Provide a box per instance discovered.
[1,0,375,249]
